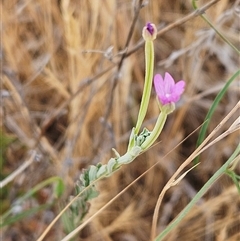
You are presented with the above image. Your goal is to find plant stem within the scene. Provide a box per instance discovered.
[135,40,154,135]
[141,112,168,150]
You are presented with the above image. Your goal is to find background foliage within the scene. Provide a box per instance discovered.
[1,0,239,240]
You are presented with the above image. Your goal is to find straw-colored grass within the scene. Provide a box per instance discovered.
[1,0,239,240]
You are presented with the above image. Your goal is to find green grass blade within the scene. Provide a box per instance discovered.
[17,176,65,203]
[194,69,240,164]
[0,204,51,227]
[1,176,64,226]
[192,0,240,54]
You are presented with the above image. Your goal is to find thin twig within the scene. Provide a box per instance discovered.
[126,0,220,57]
[3,74,58,162]
[0,151,37,188]
[39,64,116,136]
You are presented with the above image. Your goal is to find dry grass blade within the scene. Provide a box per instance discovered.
[0,151,37,188]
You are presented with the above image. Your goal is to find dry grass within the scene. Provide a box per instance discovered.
[1,0,240,240]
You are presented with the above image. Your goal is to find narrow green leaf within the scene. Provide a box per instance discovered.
[0,204,51,227]
[194,70,240,164]
[54,178,65,198]
[1,176,65,225]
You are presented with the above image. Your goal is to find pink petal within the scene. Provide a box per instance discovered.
[163,72,175,94]
[154,72,185,105]
[154,74,164,96]
[169,81,185,102]
[160,98,169,105]
[174,80,185,95]
[169,94,180,103]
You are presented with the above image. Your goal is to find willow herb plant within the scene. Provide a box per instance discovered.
[73,23,185,222]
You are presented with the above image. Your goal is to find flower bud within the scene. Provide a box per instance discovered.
[157,99,176,114]
[142,22,157,41]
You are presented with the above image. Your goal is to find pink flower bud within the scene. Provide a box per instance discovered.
[142,22,157,41]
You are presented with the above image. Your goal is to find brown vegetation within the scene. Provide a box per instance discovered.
[1,0,240,240]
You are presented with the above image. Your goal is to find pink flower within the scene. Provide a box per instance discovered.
[154,72,185,105]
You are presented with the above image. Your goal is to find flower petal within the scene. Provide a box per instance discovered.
[174,80,185,95]
[154,72,185,106]
[154,74,164,96]
[163,72,175,94]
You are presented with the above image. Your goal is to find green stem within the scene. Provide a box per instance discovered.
[135,40,154,135]
[154,143,240,241]
[141,112,168,150]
